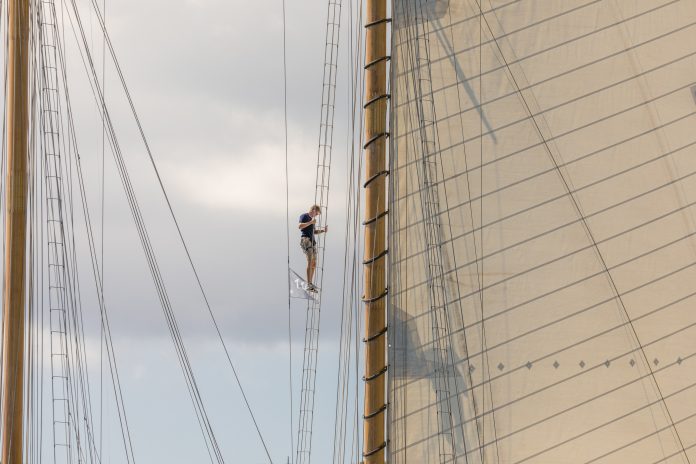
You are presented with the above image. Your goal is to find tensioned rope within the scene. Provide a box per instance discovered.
[57,2,250,462]
[281,0,294,461]
[99,0,107,458]
[416,1,500,458]
[392,3,468,461]
[56,4,142,460]
[401,0,460,459]
[76,1,275,461]
[295,1,343,463]
[63,3,225,461]
[19,2,113,461]
[58,33,120,464]
[433,3,488,459]
[38,0,85,457]
[28,14,47,462]
[31,3,92,462]
[331,0,365,461]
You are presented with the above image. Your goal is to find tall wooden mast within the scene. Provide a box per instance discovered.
[362,0,388,462]
[2,0,32,462]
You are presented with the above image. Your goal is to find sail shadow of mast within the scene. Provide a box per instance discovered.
[394,1,500,462]
[431,15,497,144]
[408,0,467,461]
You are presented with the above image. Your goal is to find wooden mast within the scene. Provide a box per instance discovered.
[2,0,32,462]
[362,0,388,462]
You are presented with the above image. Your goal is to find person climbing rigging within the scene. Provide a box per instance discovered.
[299,204,327,292]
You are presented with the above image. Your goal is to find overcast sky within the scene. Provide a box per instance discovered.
[35,0,363,462]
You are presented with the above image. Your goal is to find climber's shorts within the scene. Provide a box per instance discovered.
[300,237,317,260]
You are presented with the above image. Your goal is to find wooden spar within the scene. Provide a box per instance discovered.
[362,0,388,462]
[1,0,32,462]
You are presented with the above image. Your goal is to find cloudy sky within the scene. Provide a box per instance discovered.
[32,0,364,462]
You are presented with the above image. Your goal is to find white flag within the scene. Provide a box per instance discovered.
[289,269,317,301]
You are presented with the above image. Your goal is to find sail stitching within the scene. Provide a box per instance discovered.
[396,55,696,177]
[392,252,696,411]
[452,290,696,455]
[455,318,696,437]
[475,1,692,460]
[465,353,696,462]
[393,0,682,108]
[395,139,696,294]
[391,108,696,228]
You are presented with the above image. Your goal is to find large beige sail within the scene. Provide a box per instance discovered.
[388,1,696,462]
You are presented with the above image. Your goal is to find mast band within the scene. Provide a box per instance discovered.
[363,326,387,343]
[364,55,391,70]
[363,403,388,419]
[363,210,388,226]
[364,17,391,28]
[363,169,389,188]
[363,131,389,149]
[362,288,388,304]
[363,441,387,458]
[363,93,390,108]
[363,249,388,265]
[363,365,388,381]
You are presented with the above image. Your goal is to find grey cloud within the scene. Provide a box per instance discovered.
[28,1,362,462]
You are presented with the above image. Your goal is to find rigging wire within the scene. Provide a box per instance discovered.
[27,20,42,461]
[295,1,344,462]
[55,3,145,461]
[41,0,275,461]
[62,9,221,461]
[66,6,231,460]
[99,0,106,457]
[331,0,365,461]
[426,0,500,460]
[281,0,294,461]
[391,1,498,460]
[418,2,489,459]
[38,0,116,459]
[353,2,366,459]
[396,1,464,460]
[80,2,274,461]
